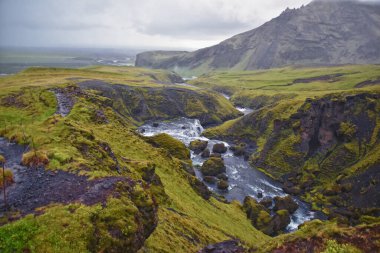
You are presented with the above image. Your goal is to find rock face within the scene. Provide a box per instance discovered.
[78,80,240,126]
[136,0,380,73]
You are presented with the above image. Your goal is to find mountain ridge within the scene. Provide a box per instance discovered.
[135,0,380,74]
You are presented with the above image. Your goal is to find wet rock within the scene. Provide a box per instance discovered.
[210,153,222,158]
[152,122,159,127]
[203,176,217,184]
[273,196,299,214]
[260,197,273,208]
[272,209,291,232]
[257,192,263,199]
[181,126,187,129]
[197,240,245,253]
[201,157,226,176]
[201,148,210,158]
[217,180,229,190]
[212,143,227,154]
[217,173,228,181]
[189,140,208,154]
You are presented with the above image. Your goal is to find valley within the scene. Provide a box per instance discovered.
[0,64,379,252]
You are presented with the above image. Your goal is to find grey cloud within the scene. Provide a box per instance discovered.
[1,0,378,49]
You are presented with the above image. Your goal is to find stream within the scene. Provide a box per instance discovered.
[139,99,321,231]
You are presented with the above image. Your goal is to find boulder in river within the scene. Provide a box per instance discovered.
[260,197,273,208]
[210,153,222,158]
[212,143,227,154]
[203,176,217,184]
[272,209,291,232]
[189,140,208,154]
[217,173,228,181]
[273,195,299,214]
[217,179,229,190]
[201,148,210,158]
[152,122,159,127]
[201,157,226,176]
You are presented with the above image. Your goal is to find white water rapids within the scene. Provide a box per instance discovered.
[139,117,320,231]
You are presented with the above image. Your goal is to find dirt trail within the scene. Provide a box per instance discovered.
[0,138,127,216]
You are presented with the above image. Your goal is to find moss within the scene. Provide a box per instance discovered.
[201,157,226,176]
[322,240,361,253]
[146,133,190,160]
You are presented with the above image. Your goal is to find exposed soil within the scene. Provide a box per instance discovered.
[355,78,380,88]
[258,74,344,89]
[0,138,128,217]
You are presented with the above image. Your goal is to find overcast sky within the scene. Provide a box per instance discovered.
[0,0,378,50]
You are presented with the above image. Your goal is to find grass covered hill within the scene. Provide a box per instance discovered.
[0,65,379,252]
[198,65,380,226]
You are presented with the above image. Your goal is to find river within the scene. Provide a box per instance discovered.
[139,117,321,231]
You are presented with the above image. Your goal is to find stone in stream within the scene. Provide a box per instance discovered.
[210,153,222,158]
[217,179,229,190]
[189,140,208,154]
[203,176,217,184]
[273,195,299,214]
[152,122,159,127]
[201,157,226,176]
[260,197,273,208]
[212,143,227,154]
[201,148,210,158]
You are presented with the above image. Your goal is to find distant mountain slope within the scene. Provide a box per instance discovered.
[135,0,380,74]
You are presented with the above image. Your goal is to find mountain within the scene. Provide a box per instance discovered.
[135,0,380,74]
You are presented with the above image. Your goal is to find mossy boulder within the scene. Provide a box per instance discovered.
[243,196,269,222]
[273,196,299,214]
[217,179,229,190]
[272,209,291,233]
[201,157,226,176]
[229,143,247,157]
[189,140,208,154]
[146,133,190,160]
[212,143,227,154]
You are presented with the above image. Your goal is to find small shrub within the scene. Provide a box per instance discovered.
[322,240,361,253]
[21,150,49,168]
[0,169,14,189]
